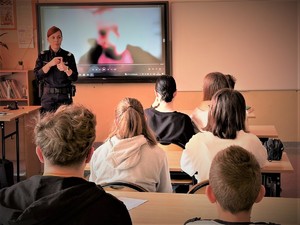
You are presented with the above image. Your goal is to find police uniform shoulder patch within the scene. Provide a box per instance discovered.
[40,50,46,54]
[67,52,73,56]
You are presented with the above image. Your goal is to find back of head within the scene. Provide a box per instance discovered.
[110,97,157,145]
[155,75,177,103]
[205,88,246,139]
[225,74,236,89]
[34,104,96,166]
[203,72,230,101]
[209,145,262,214]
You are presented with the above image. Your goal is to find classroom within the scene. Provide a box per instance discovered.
[0,0,299,224]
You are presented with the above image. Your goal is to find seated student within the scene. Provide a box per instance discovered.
[145,75,195,148]
[181,88,268,183]
[190,72,230,132]
[89,97,173,193]
[0,104,132,225]
[225,74,236,89]
[184,145,279,225]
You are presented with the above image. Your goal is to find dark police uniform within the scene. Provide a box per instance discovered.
[34,48,78,113]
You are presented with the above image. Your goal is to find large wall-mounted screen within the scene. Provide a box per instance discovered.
[36,2,170,83]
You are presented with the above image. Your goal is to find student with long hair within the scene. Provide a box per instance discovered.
[181,88,268,183]
[89,97,172,193]
[190,72,230,131]
[145,75,195,148]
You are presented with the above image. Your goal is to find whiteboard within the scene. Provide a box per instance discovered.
[171,1,298,91]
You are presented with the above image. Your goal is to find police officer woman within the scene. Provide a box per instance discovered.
[34,26,78,113]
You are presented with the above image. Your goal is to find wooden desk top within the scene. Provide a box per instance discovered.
[85,151,293,174]
[179,109,256,118]
[166,151,293,173]
[248,125,278,138]
[109,191,300,225]
[0,106,41,122]
[262,152,294,173]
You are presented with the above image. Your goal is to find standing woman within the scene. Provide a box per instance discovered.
[89,97,172,193]
[34,26,78,113]
[145,75,195,148]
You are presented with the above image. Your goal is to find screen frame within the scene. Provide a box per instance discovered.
[36,1,171,83]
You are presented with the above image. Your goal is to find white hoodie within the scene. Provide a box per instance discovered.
[89,135,173,193]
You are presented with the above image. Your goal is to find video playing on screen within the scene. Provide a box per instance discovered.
[36,2,170,83]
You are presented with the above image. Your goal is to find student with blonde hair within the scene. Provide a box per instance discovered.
[184,145,279,225]
[0,104,132,225]
[89,97,172,193]
[181,88,268,183]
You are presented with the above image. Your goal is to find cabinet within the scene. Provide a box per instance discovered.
[0,70,35,106]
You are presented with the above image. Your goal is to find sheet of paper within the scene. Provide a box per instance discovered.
[118,197,148,210]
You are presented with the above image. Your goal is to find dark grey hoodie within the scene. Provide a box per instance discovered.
[0,175,132,225]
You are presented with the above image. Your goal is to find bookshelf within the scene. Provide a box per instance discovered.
[0,70,35,106]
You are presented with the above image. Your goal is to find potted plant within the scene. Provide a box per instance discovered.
[0,32,9,68]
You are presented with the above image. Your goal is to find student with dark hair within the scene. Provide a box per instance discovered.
[89,97,172,193]
[145,75,195,148]
[181,88,268,183]
[0,104,132,225]
[184,145,278,225]
[34,26,78,113]
[190,72,230,131]
[225,74,236,89]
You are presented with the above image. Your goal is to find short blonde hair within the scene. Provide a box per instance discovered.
[34,104,96,166]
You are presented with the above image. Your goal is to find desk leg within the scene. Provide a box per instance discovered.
[15,118,20,182]
[262,173,281,197]
[0,119,20,182]
[1,121,5,159]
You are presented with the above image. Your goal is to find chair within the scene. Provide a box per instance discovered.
[101,181,148,192]
[187,180,209,194]
[158,143,183,151]
[158,143,195,192]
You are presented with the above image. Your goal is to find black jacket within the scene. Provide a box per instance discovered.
[34,48,78,88]
[0,176,132,225]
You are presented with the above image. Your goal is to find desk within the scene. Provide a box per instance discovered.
[0,106,41,181]
[165,150,293,197]
[85,151,293,196]
[85,151,293,176]
[109,191,300,225]
[166,151,293,173]
[248,125,279,138]
[180,109,256,119]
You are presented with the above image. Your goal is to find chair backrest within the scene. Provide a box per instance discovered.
[188,180,209,194]
[158,143,183,151]
[101,181,148,192]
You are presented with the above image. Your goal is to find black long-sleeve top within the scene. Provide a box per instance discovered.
[34,47,78,88]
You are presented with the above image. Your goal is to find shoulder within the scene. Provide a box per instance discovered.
[145,107,155,115]
[184,218,220,225]
[141,144,167,159]
[237,130,261,141]
[39,50,49,57]
[61,48,74,57]
[40,50,49,54]
[94,138,116,156]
